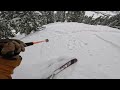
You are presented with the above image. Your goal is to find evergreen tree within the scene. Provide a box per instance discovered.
[67,11,85,22]
[46,11,54,23]
[55,11,66,22]
[0,11,43,37]
[40,11,54,24]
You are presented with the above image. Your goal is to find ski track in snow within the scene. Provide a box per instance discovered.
[12,22,120,79]
[94,34,120,50]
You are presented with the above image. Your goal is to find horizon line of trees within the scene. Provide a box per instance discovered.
[0,11,120,39]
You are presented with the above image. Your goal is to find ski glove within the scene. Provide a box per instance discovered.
[0,39,27,60]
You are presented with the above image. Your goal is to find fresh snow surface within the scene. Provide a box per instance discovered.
[12,22,120,79]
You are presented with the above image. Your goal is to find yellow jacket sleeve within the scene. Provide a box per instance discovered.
[0,56,22,79]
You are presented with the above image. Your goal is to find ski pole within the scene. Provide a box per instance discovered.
[25,39,49,47]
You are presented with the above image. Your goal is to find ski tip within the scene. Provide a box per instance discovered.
[71,58,78,63]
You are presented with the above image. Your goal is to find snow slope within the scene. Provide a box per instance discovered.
[12,22,120,79]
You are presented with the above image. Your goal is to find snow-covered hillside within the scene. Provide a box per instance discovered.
[12,22,120,79]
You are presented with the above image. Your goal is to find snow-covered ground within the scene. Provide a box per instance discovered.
[12,22,120,79]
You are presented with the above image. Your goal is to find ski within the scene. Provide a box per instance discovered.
[46,58,77,79]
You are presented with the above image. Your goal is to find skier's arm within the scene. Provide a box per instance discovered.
[0,39,26,79]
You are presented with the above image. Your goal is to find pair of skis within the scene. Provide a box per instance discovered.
[46,58,77,79]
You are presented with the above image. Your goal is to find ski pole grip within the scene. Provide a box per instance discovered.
[25,42,34,47]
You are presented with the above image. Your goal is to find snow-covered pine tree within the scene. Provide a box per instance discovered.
[0,11,43,37]
[55,11,66,22]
